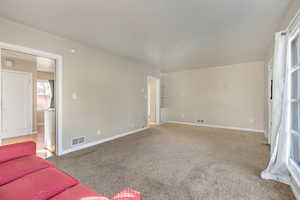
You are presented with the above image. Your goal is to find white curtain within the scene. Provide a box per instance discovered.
[261,32,290,184]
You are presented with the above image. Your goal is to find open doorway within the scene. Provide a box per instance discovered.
[147,76,160,126]
[0,49,56,158]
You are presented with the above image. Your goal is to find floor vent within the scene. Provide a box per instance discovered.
[72,136,86,146]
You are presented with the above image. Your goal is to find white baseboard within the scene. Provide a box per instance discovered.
[60,127,149,155]
[167,121,264,133]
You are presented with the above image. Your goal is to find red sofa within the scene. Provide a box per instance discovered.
[0,142,140,200]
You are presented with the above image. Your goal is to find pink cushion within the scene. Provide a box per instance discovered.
[111,189,141,200]
[0,142,36,164]
[0,167,78,200]
[50,184,108,200]
[0,155,52,186]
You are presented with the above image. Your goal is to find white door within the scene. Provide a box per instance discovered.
[147,77,160,125]
[1,70,33,139]
[148,79,157,124]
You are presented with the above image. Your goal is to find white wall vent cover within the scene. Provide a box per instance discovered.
[71,136,86,146]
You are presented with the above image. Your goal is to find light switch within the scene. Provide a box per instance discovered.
[5,60,13,67]
[72,92,78,100]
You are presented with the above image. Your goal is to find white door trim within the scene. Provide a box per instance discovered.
[147,76,160,126]
[0,42,64,156]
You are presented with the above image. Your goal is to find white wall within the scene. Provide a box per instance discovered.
[163,61,265,131]
[0,17,159,152]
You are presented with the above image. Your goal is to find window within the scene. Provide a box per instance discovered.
[289,31,300,166]
[37,80,52,111]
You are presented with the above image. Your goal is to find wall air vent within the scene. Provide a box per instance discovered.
[71,136,86,146]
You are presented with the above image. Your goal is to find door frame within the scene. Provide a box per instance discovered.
[0,42,64,156]
[147,76,160,126]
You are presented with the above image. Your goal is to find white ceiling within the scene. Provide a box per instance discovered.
[0,0,291,72]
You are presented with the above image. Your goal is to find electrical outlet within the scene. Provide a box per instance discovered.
[130,123,136,129]
[181,114,185,118]
[97,129,102,135]
[197,120,204,123]
[116,128,122,133]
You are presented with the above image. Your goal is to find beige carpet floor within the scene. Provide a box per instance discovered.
[48,123,294,200]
